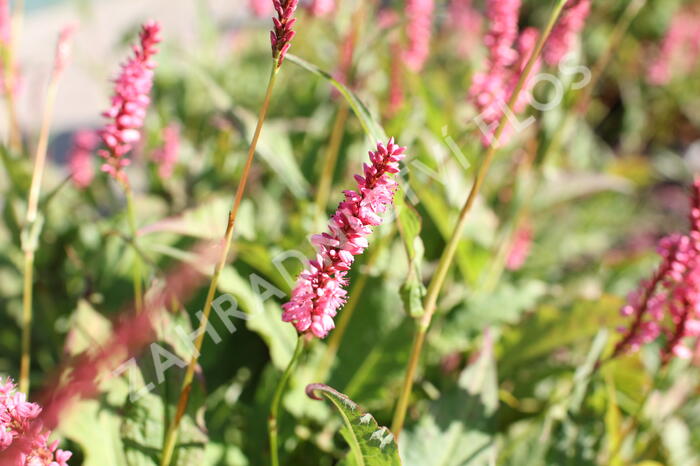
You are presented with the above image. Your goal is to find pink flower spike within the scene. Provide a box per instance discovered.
[402,0,434,72]
[613,177,700,364]
[99,20,161,184]
[53,25,76,78]
[647,8,700,85]
[543,0,591,66]
[282,139,407,338]
[271,0,299,67]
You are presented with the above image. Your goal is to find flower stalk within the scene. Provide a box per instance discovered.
[19,27,73,394]
[160,64,281,466]
[391,0,570,437]
[268,335,305,466]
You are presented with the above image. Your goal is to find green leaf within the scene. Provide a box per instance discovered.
[286,54,386,142]
[305,383,401,466]
[395,189,426,318]
[401,333,498,466]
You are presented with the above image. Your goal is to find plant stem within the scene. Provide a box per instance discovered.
[269,336,305,466]
[124,183,144,314]
[160,65,279,466]
[390,0,570,437]
[315,103,349,216]
[19,65,61,394]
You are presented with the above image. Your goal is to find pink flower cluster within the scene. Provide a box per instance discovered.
[153,124,180,178]
[447,0,483,58]
[469,0,542,147]
[543,0,591,66]
[614,179,700,363]
[402,0,434,72]
[648,8,700,85]
[308,0,335,17]
[249,0,272,17]
[0,378,72,465]
[68,130,98,189]
[99,21,161,183]
[270,0,299,67]
[282,139,406,338]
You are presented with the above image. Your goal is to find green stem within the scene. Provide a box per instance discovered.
[269,336,305,466]
[390,0,570,437]
[160,64,280,466]
[19,53,62,393]
[124,183,143,314]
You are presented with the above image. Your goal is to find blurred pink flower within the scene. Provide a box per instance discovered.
[0,377,72,465]
[648,8,700,85]
[153,124,180,178]
[402,0,434,72]
[68,130,98,189]
[52,26,76,79]
[308,0,334,17]
[0,0,10,46]
[483,0,521,69]
[270,0,299,67]
[447,0,483,58]
[614,178,700,363]
[99,21,161,183]
[543,0,590,66]
[282,139,406,338]
[249,0,273,17]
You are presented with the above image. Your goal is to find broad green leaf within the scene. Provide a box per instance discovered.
[286,54,386,142]
[401,333,498,466]
[305,383,401,466]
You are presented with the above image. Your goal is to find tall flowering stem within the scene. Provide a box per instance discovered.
[99,21,161,315]
[160,4,299,463]
[391,0,570,437]
[20,27,74,395]
[610,179,700,364]
[273,139,404,462]
[282,139,406,338]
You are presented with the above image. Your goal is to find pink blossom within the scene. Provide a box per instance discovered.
[483,0,521,69]
[402,0,434,72]
[614,178,700,363]
[153,124,180,178]
[52,26,75,79]
[0,377,72,465]
[68,130,98,188]
[308,0,334,17]
[282,139,406,338]
[469,21,541,146]
[447,0,483,58]
[99,21,161,183]
[270,0,299,67]
[249,0,273,17]
[543,0,590,66]
[648,8,700,85]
